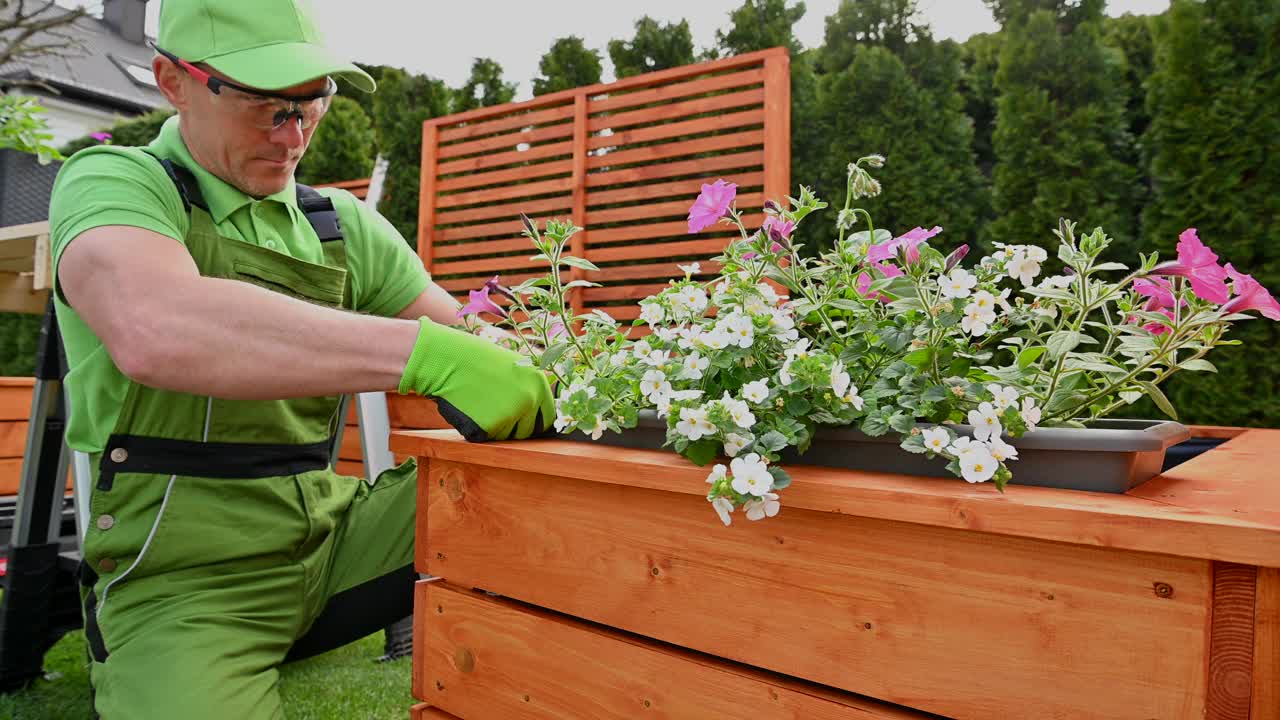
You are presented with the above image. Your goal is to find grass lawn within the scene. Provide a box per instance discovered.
[0,629,415,719]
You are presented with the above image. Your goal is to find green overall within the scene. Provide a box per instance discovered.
[77,158,418,720]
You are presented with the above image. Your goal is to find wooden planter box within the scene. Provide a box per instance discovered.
[391,424,1280,720]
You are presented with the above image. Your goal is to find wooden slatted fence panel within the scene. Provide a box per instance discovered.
[417,47,791,323]
[314,177,371,200]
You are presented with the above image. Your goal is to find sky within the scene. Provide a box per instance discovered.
[107,0,1168,100]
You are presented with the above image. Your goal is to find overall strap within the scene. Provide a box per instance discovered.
[295,183,344,243]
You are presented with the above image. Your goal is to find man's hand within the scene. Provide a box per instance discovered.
[398,317,554,441]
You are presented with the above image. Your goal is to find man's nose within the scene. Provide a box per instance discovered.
[269,115,305,150]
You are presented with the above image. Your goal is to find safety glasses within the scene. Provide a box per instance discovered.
[154,45,335,130]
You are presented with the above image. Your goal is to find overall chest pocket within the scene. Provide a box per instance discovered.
[232,258,346,307]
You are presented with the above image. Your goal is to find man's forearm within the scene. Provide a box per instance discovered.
[117,274,421,400]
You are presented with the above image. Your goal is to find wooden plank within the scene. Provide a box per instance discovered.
[435,217,530,243]
[762,53,791,208]
[588,217,759,247]
[590,305,641,321]
[436,122,575,161]
[0,421,29,457]
[419,124,440,271]
[1254,567,1280,720]
[436,140,572,176]
[439,103,575,143]
[585,150,763,189]
[589,173,764,208]
[0,457,22,496]
[435,158,573,193]
[0,272,48,315]
[569,96,589,316]
[32,232,50,292]
[410,703,459,720]
[338,427,363,462]
[588,88,765,133]
[423,48,784,129]
[586,130,765,171]
[586,193,762,226]
[431,253,552,278]
[590,68,766,116]
[432,236,529,259]
[1207,563,1256,720]
[581,283,671,303]
[433,194,572,228]
[435,177,573,210]
[334,459,364,478]
[587,238,730,265]
[0,220,50,244]
[387,396,451,430]
[0,381,32,420]
[389,430,1280,569]
[591,259,725,284]
[420,460,1211,720]
[420,582,931,720]
[1190,425,1248,440]
[587,108,763,152]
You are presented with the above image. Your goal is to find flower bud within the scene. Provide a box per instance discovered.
[943,244,970,272]
[859,154,886,168]
[764,199,782,214]
[520,212,537,236]
[837,209,858,231]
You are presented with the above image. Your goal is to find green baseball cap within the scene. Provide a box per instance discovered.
[157,0,376,93]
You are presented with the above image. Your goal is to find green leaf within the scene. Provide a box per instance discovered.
[888,412,916,434]
[1119,391,1143,405]
[683,439,719,466]
[899,434,929,454]
[559,255,600,272]
[1138,381,1178,420]
[562,279,601,289]
[539,341,571,370]
[880,327,912,353]
[1090,262,1128,272]
[529,253,551,263]
[1180,359,1217,373]
[903,347,933,368]
[861,414,891,437]
[886,297,927,313]
[785,396,812,415]
[758,430,788,452]
[1046,330,1081,360]
[922,385,951,403]
[767,466,792,490]
[826,298,864,312]
[1017,346,1047,369]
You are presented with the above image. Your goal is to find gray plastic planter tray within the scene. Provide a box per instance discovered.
[580,413,1192,493]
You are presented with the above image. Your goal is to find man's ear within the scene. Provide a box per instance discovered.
[152,54,188,111]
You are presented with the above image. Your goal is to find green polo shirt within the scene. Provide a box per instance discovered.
[47,115,429,453]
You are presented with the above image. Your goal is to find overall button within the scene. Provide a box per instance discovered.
[109,448,128,463]
[96,514,115,530]
[98,557,117,573]
[265,239,278,250]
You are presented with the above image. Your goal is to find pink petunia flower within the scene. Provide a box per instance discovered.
[1133,277,1177,311]
[687,180,738,233]
[867,226,943,265]
[1220,264,1280,320]
[90,132,112,143]
[481,275,515,301]
[1142,308,1176,336]
[457,286,506,319]
[1151,229,1230,304]
[855,262,904,302]
[762,215,796,245]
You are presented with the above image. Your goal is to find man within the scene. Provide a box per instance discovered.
[46,0,553,717]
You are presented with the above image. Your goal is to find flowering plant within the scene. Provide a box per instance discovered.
[457,155,1279,526]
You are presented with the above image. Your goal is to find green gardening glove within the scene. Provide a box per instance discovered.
[398,317,555,441]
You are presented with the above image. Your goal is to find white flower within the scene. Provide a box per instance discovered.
[723,432,751,457]
[1021,398,1042,430]
[729,453,773,497]
[971,290,998,316]
[653,326,679,342]
[670,389,704,401]
[767,308,798,340]
[706,464,726,486]
[477,325,509,344]
[756,282,780,306]
[830,360,851,398]
[683,352,709,380]
[985,384,1020,411]
[710,496,735,526]
[779,340,812,384]
[719,312,755,348]
[960,449,998,483]
[585,415,606,440]
[721,394,757,430]
[1025,246,1048,263]
[922,426,950,453]
[996,288,1014,314]
[1039,274,1074,290]
[640,369,672,401]
[949,436,979,456]
[967,402,1002,442]
[677,406,716,441]
[678,325,701,349]
[654,395,672,418]
[939,268,978,299]
[554,412,575,432]
[610,351,627,367]
[744,492,781,521]
[639,348,669,367]
[962,303,993,336]
[1006,252,1042,287]
[672,286,708,317]
[639,301,665,325]
[742,379,770,404]
[987,437,1019,462]
[843,385,865,410]
[678,262,702,276]
[744,295,770,316]
[702,328,731,351]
